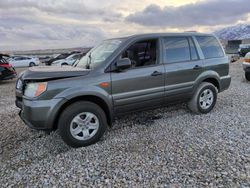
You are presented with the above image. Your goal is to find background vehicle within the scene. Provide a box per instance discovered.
[44,53,72,66]
[39,56,53,64]
[243,52,250,81]
[52,53,83,66]
[0,54,16,81]
[8,56,39,67]
[238,44,250,57]
[16,33,231,147]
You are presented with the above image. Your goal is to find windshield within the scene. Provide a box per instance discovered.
[75,39,123,69]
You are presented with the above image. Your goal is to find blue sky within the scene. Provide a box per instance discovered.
[0,0,249,51]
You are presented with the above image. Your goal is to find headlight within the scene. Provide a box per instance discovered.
[24,82,47,97]
[16,79,23,90]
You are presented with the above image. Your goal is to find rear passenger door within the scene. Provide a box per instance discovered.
[162,36,204,102]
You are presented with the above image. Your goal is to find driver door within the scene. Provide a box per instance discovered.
[110,39,165,114]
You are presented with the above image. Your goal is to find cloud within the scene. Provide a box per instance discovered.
[0,0,115,51]
[0,12,106,51]
[0,0,122,21]
[126,0,250,27]
[0,0,250,51]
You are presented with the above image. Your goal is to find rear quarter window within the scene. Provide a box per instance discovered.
[196,36,224,59]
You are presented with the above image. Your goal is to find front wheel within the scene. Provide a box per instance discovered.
[188,82,217,114]
[29,62,36,67]
[58,101,107,147]
[245,72,250,81]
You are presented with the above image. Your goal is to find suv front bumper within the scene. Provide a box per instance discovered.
[16,97,67,130]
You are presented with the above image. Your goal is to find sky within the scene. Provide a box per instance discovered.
[0,0,249,51]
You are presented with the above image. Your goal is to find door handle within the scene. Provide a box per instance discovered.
[193,65,203,70]
[151,71,163,76]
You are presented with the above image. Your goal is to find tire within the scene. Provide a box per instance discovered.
[245,72,250,81]
[29,62,35,67]
[62,63,68,66]
[188,82,217,114]
[58,101,107,147]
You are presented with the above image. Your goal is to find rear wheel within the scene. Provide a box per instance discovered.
[29,62,35,67]
[188,82,217,114]
[62,63,68,66]
[245,72,250,81]
[58,101,107,147]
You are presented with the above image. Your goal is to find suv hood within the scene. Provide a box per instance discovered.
[21,66,90,81]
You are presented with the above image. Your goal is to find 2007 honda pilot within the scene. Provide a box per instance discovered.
[16,33,231,147]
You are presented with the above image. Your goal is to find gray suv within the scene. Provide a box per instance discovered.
[16,33,231,147]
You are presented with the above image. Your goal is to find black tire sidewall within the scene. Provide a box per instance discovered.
[29,62,35,67]
[58,102,107,147]
[245,72,250,81]
[197,84,217,114]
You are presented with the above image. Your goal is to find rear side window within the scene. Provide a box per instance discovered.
[163,37,191,63]
[196,36,224,59]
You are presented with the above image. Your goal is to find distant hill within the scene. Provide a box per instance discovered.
[214,24,250,40]
[1,47,91,56]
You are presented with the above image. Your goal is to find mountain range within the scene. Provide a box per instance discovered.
[214,24,250,40]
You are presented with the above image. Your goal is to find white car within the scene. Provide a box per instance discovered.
[8,56,40,68]
[52,53,82,66]
[243,52,250,81]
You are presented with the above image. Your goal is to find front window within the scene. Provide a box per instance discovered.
[75,39,123,69]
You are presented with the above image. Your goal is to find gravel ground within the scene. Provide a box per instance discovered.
[0,63,250,187]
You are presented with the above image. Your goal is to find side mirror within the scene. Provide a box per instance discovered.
[115,58,131,71]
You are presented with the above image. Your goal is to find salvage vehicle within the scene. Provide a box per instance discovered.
[243,52,250,81]
[52,53,83,66]
[0,54,17,81]
[238,44,250,57]
[8,56,40,67]
[15,33,231,147]
[44,53,71,66]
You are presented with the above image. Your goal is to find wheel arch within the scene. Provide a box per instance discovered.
[53,95,113,130]
[202,77,220,91]
[194,71,221,92]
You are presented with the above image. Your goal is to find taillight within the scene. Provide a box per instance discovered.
[0,63,11,68]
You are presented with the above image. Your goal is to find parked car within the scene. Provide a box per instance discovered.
[238,44,250,57]
[243,52,250,81]
[16,33,231,147]
[52,53,83,66]
[8,56,39,68]
[0,54,17,81]
[44,53,71,66]
[39,56,53,64]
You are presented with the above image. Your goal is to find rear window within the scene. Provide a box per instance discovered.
[196,36,224,59]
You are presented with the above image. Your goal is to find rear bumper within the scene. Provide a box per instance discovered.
[16,97,67,130]
[220,75,231,92]
[1,73,16,80]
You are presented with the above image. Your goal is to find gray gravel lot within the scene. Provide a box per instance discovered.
[0,63,250,187]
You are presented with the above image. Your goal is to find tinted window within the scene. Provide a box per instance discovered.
[121,40,157,68]
[164,37,190,63]
[189,38,198,60]
[15,57,23,60]
[196,36,224,59]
